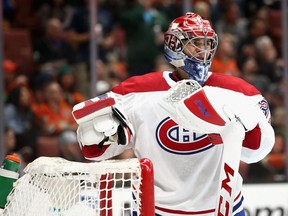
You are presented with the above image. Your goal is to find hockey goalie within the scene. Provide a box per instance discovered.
[72,12,275,216]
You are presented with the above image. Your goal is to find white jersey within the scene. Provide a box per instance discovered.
[80,71,274,216]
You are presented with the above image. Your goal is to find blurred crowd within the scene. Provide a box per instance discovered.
[2,0,286,182]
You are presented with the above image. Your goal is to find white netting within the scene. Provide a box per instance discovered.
[2,157,143,216]
[165,79,201,104]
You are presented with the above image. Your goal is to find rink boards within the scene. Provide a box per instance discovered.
[242,183,288,216]
[111,183,288,216]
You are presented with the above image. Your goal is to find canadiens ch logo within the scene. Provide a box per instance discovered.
[155,117,214,155]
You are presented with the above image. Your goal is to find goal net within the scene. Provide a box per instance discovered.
[2,157,154,216]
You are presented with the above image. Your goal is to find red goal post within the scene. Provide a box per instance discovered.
[2,157,155,216]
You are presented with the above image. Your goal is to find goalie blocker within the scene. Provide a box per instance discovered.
[72,96,134,148]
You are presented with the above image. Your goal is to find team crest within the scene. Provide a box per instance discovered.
[259,99,270,119]
[155,117,214,155]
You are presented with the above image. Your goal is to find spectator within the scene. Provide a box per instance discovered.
[119,0,170,76]
[262,132,286,181]
[92,59,128,95]
[3,127,16,156]
[3,127,27,176]
[254,35,283,83]
[99,24,127,64]
[32,81,77,135]
[241,0,266,19]
[241,57,270,95]
[245,132,286,183]
[4,86,38,162]
[215,1,248,47]
[65,0,114,96]
[193,1,212,21]
[237,16,268,69]
[33,18,73,66]
[265,84,285,132]
[157,0,183,21]
[210,33,241,77]
[32,81,83,161]
[266,1,282,56]
[57,64,86,106]
[3,59,17,98]
[38,0,75,29]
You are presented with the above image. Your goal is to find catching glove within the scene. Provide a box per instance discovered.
[160,80,259,134]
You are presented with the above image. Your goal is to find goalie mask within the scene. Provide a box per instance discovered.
[164,12,218,85]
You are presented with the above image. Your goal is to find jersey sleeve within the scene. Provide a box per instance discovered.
[241,97,275,164]
[206,73,275,164]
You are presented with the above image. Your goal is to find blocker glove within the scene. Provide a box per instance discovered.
[72,97,134,148]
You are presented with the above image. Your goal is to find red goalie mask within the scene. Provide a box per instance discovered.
[164,12,218,84]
